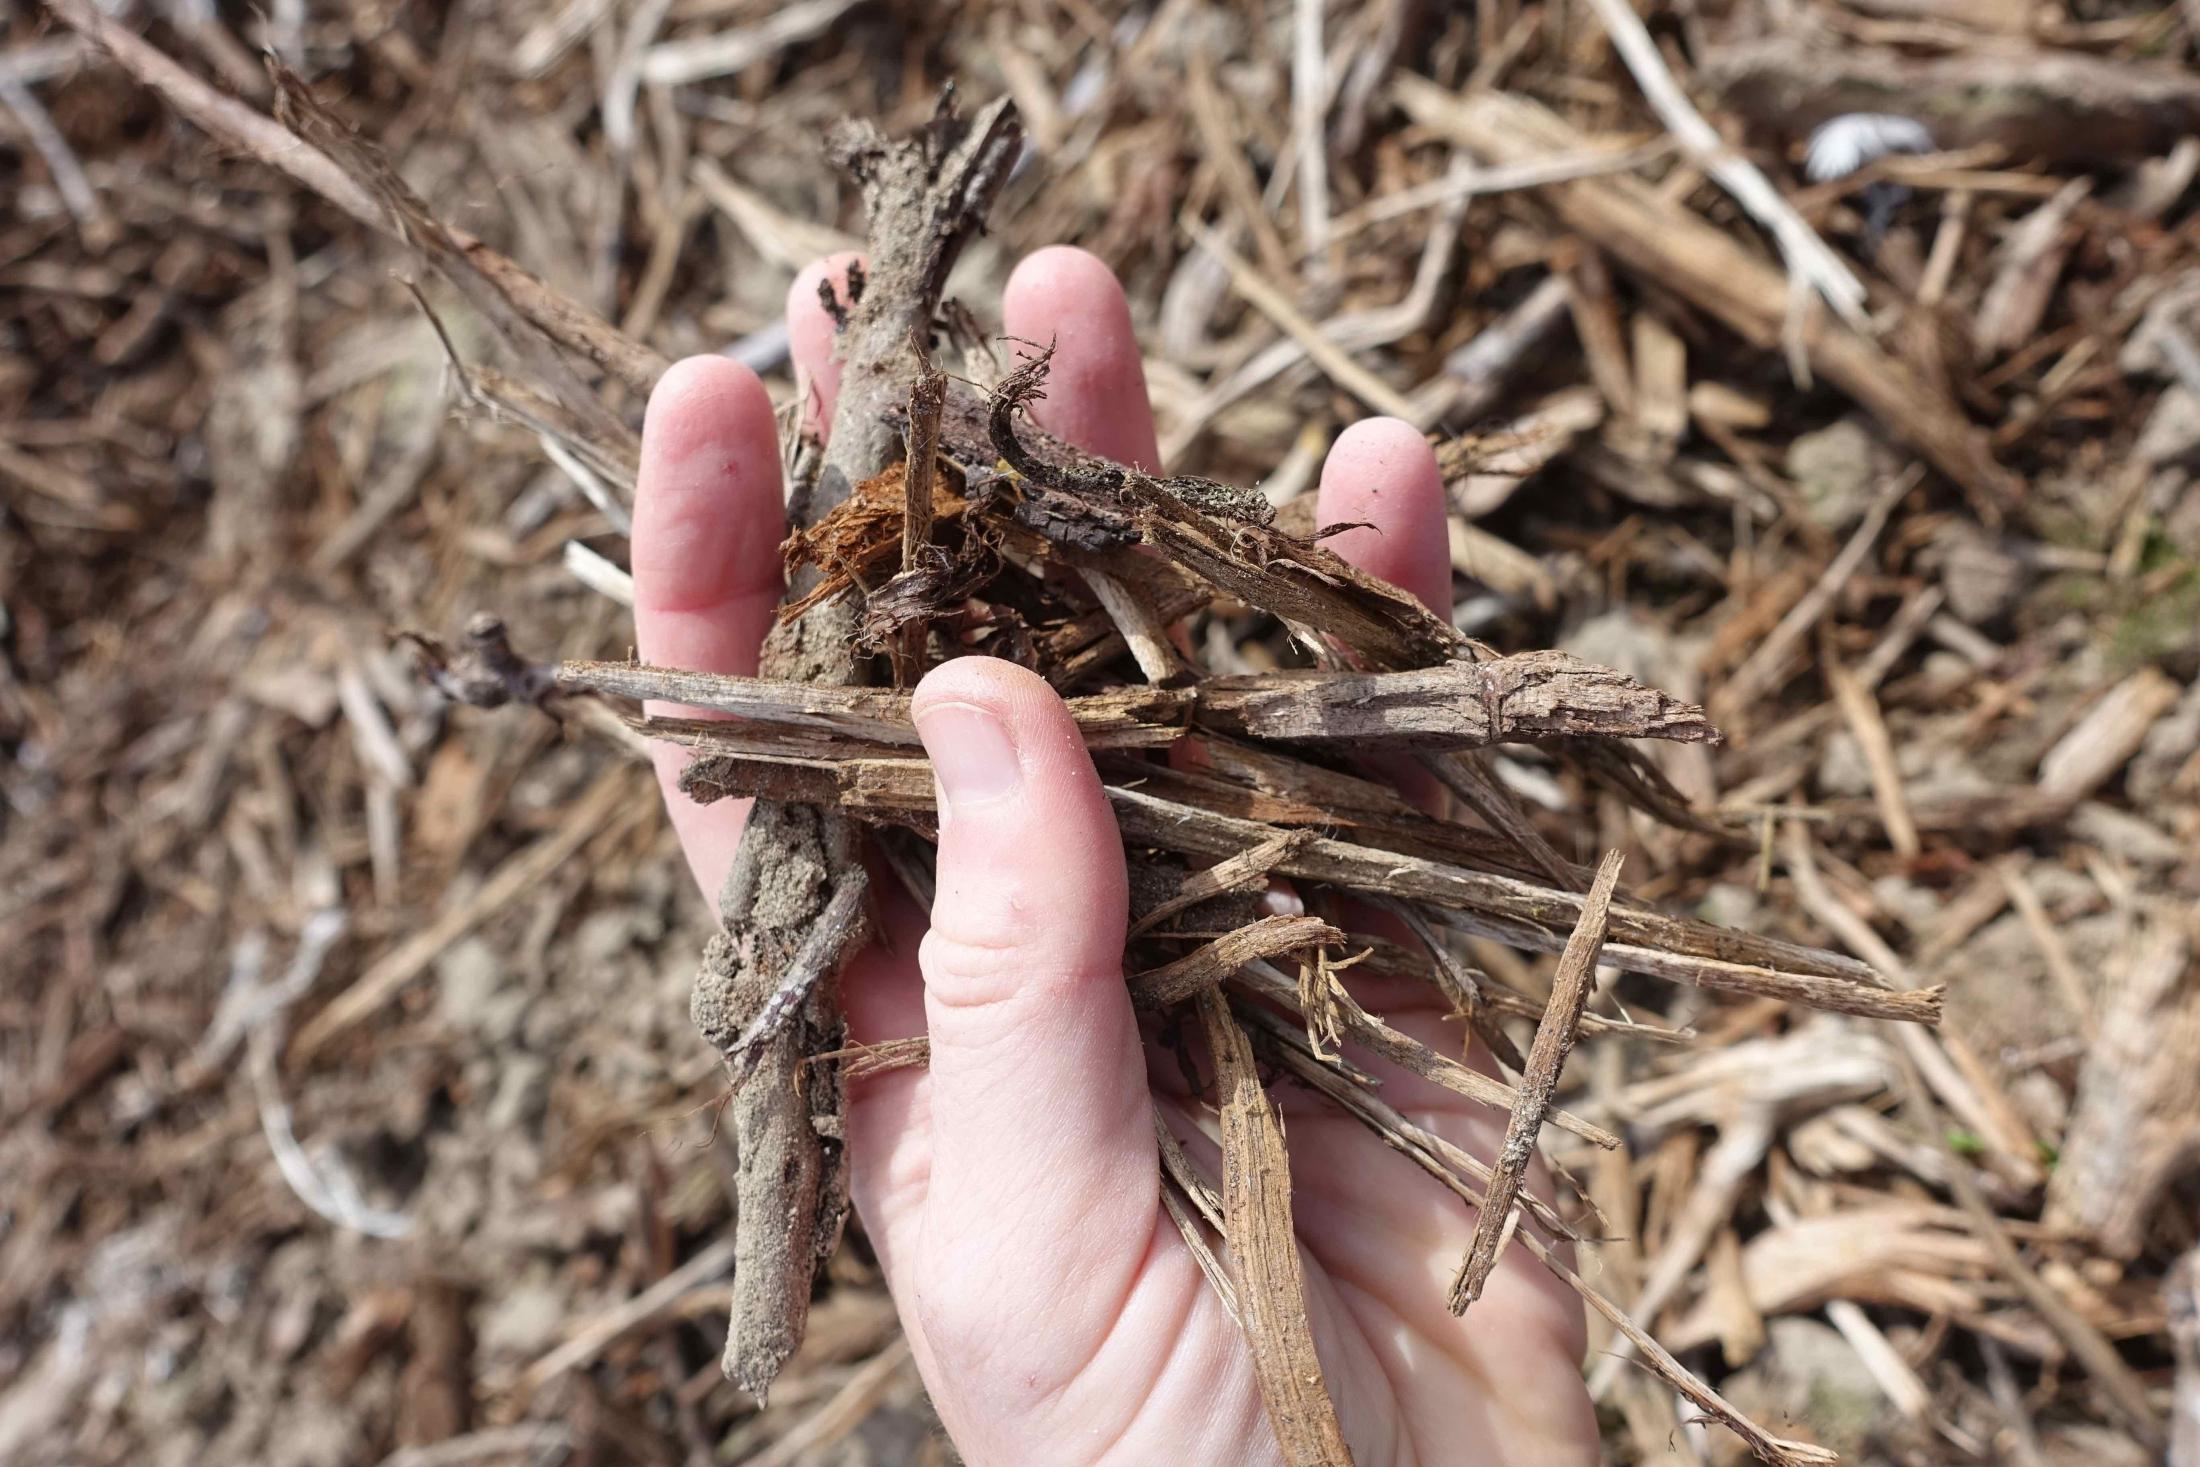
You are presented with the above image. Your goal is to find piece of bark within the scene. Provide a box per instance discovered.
[2037,667,2183,802]
[1195,986,1356,1465]
[697,94,1023,1404]
[1450,852,1622,1312]
[1129,832,1316,937]
[1975,180,2092,357]
[904,380,1461,670]
[891,346,948,681]
[1197,657,1717,748]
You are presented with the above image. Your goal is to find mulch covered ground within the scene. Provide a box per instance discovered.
[3,1,2198,1463]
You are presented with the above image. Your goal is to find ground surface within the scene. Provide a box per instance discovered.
[3,2,2198,1464]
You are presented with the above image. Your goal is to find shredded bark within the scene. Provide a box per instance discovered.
[1131,915,1344,1007]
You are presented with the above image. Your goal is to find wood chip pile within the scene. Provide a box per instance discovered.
[4,2,2197,1464]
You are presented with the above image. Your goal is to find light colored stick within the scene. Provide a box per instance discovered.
[1579,0,1866,331]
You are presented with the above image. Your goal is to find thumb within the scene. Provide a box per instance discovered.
[908,657,1161,1370]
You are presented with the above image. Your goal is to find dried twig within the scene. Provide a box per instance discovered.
[694,94,1026,1404]
[569,652,1718,754]
[1577,0,1867,331]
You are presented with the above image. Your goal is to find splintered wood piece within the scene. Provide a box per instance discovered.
[1131,916,1345,1006]
[575,665,1183,747]
[1083,564,1188,684]
[575,652,1717,754]
[1156,1109,1241,1322]
[1195,986,1356,1466]
[1101,789,1927,1018]
[1450,851,1623,1313]
[1418,749,1580,890]
[668,747,1928,1023]
[1239,1003,1582,1242]
[808,1035,930,1081]
[1377,895,1529,1073]
[1233,960,1618,1148]
[1341,931,1694,1042]
[1129,832,1315,937]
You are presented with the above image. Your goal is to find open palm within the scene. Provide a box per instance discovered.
[633,245,1598,1465]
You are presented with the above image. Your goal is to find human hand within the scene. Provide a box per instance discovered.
[632,246,1598,1465]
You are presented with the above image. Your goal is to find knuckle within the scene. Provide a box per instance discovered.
[918,925,1045,1014]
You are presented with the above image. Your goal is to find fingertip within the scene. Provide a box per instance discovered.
[633,355,781,624]
[1002,246,1162,471]
[911,655,1128,991]
[1003,244,1121,320]
[786,251,868,434]
[642,351,770,450]
[1316,416,1452,615]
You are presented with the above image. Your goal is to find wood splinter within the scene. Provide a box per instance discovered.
[1450,850,1624,1314]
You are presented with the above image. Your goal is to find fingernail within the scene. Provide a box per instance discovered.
[917,701,1022,817]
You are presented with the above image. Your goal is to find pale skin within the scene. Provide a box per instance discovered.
[633,245,1600,1465]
